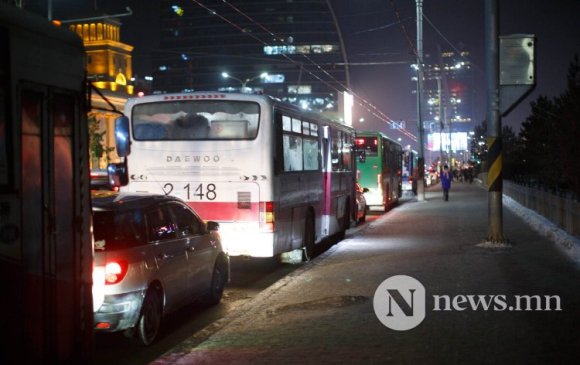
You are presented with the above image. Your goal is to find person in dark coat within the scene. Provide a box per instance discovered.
[440,165,452,201]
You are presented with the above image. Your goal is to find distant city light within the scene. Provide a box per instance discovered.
[144,76,153,81]
[181,54,188,61]
[172,5,184,16]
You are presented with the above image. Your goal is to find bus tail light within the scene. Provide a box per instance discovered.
[104,260,128,285]
[260,201,275,232]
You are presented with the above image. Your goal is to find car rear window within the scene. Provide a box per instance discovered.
[93,209,146,251]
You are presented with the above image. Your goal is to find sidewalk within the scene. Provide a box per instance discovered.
[152,182,580,365]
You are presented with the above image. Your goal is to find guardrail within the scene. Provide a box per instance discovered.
[503,180,580,237]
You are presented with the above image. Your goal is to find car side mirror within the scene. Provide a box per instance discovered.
[206,221,220,232]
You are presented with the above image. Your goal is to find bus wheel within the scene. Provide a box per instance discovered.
[336,202,350,241]
[137,288,162,346]
[302,213,315,262]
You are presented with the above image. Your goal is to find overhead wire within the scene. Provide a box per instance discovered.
[187,0,417,141]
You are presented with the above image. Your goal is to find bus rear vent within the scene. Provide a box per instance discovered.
[237,192,251,209]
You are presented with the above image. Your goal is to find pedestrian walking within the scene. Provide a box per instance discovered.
[441,165,452,201]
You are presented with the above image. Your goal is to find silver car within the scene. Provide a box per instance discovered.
[91,191,229,346]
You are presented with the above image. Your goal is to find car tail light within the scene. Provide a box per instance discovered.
[95,322,111,329]
[104,260,128,285]
[260,201,275,232]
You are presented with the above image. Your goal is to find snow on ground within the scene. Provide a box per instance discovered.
[503,194,580,266]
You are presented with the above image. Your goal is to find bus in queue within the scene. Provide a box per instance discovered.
[402,147,419,194]
[0,4,93,364]
[111,92,356,260]
[355,130,402,211]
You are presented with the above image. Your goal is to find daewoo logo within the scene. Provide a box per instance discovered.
[373,275,426,331]
[166,155,220,163]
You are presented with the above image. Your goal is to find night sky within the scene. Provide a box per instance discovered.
[31,0,580,148]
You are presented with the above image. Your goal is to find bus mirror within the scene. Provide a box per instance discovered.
[115,116,131,157]
[107,161,129,188]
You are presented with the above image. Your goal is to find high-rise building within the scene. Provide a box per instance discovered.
[413,49,475,161]
[153,0,349,113]
[422,50,474,132]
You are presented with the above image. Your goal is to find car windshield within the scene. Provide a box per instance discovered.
[132,100,260,141]
[93,209,146,251]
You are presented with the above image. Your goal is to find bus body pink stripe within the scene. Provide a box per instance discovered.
[323,171,332,215]
[187,201,259,221]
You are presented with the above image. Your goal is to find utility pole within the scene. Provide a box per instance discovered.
[415,0,426,201]
[437,76,443,168]
[485,0,505,243]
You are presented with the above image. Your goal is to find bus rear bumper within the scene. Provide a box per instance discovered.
[219,228,274,257]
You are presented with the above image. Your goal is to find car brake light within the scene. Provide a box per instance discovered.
[105,260,128,285]
[260,201,275,232]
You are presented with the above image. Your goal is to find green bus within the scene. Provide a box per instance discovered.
[355,131,403,211]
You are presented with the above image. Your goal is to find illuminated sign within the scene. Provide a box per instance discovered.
[427,132,468,152]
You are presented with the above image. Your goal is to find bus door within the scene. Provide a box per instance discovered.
[320,126,330,236]
[13,87,89,363]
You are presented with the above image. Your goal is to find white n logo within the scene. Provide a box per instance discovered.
[374,275,426,331]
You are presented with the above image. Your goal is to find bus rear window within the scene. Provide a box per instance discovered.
[355,137,378,156]
[132,100,260,141]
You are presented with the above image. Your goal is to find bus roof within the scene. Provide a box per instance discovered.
[0,3,84,48]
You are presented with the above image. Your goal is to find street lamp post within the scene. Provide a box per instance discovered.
[221,72,268,93]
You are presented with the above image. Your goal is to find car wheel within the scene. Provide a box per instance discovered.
[202,258,227,306]
[136,288,162,346]
[302,212,315,262]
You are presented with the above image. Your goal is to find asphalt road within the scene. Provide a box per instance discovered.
[94,208,386,365]
[94,256,303,365]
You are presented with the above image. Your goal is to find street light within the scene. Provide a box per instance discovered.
[221,72,268,93]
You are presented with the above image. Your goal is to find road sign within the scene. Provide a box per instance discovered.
[499,34,536,116]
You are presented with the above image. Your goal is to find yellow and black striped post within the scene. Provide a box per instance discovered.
[487,136,502,192]
[486,136,505,242]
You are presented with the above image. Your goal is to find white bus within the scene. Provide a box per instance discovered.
[114,92,355,260]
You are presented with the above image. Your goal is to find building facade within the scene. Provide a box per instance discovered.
[68,18,134,169]
[153,0,349,113]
